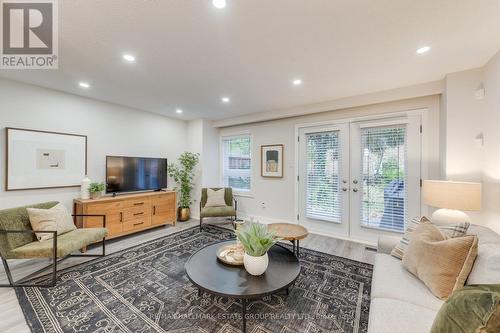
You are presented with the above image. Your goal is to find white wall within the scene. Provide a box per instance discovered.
[444,68,484,180]
[0,78,188,211]
[186,119,220,218]
[219,95,441,224]
[186,119,204,216]
[443,51,500,234]
[481,51,500,234]
[201,120,220,188]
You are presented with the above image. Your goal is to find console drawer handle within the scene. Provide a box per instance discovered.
[133,222,144,226]
[134,202,144,206]
[133,212,144,216]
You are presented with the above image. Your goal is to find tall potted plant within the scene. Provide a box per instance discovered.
[168,152,199,221]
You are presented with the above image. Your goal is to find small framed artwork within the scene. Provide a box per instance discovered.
[6,128,87,191]
[261,144,284,178]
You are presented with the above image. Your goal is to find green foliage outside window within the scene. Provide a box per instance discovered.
[229,138,250,156]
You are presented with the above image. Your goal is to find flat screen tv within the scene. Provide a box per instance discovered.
[106,156,167,194]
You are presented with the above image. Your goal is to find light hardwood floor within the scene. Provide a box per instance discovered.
[0,219,375,333]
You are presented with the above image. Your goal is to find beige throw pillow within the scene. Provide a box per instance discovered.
[27,203,77,241]
[391,216,469,260]
[205,188,227,207]
[402,223,478,299]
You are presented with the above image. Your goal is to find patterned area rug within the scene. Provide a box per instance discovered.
[16,225,373,333]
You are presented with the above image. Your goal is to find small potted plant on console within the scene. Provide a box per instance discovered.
[89,182,105,200]
[236,222,280,276]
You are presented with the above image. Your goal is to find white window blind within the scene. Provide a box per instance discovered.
[360,125,407,232]
[306,131,342,223]
[221,135,251,191]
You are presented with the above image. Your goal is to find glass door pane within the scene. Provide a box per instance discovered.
[306,131,342,223]
[349,116,421,244]
[360,125,407,232]
[298,124,349,238]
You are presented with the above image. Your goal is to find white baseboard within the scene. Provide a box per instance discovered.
[237,212,376,247]
[236,212,294,225]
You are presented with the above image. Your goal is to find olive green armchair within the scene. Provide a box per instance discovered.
[0,201,107,288]
[199,188,237,231]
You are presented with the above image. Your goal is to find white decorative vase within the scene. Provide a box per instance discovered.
[243,252,269,276]
[81,176,91,199]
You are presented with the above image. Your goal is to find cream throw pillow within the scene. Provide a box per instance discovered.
[391,216,470,260]
[205,188,227,207]
[402,223,478,299]
[27,203,77,241]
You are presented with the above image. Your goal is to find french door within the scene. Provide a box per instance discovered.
[297,115,421,243]
[298,124,350,237]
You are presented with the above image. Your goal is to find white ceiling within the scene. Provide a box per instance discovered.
[1,0,500,121]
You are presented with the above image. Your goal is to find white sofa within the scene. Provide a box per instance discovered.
[368,224,500,333]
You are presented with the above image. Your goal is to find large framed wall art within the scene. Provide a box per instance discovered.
[6,127,87,190]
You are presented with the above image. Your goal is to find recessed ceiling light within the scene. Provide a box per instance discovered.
[176,109,183,114]
[416,46,431,54]
[123,54,136,62]
[221,97,230,103]
[212,0,226,9]
[79,82,90,89]
[292,79,303,86]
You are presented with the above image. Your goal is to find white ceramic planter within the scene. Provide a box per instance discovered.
[243,252,269,276]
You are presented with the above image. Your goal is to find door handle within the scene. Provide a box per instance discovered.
[153,206,156,215]
[353,188,358,192]
[353,180,358,184]
[120,212,123,222]
[342,187,348,192]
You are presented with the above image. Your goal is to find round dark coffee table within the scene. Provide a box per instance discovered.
[185,240,301,333]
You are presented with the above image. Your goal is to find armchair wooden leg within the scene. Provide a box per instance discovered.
[199,216,203,232]
[69,237,106,258]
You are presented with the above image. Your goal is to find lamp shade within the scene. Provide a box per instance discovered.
[422,180,482,211]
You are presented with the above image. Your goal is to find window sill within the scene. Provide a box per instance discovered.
[234,192,254,199]
[360,224,405,234]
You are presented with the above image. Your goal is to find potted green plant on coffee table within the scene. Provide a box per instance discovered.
[89,182,105,199]
[168,152,199,221]
[236,222,280,276]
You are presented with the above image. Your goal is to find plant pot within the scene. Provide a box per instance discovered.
[90,192,102,200]
[243,252,269,276]
[178,207,190,221]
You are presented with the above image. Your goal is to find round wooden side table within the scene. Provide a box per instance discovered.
[267,223,309,257]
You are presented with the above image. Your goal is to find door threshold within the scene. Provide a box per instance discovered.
[306,228,377,247]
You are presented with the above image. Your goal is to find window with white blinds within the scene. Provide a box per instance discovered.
[306,131,342,223]
[221,135,252,192]
[360,125,407,232]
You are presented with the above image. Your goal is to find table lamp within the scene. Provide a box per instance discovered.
[422,180,482,224]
